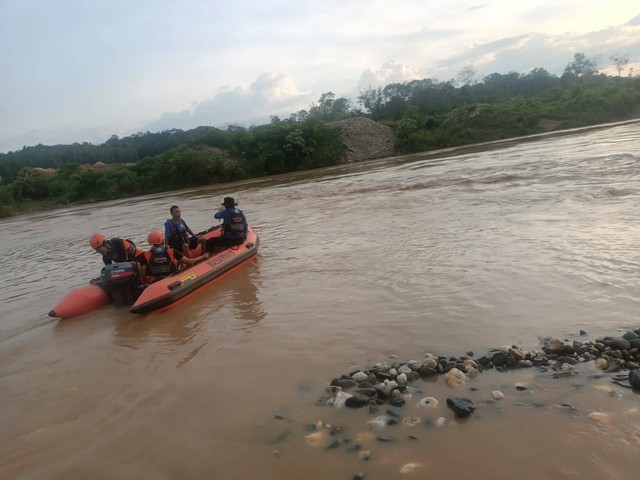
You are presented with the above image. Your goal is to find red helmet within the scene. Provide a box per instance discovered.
[148,229,164,246]
[90,233,106,249]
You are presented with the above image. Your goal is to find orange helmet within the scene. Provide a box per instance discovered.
[148,229,164,246]
[90,233,106,249]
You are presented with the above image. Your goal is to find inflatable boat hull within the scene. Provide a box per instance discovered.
[49,284,110,319]
[130,227,259,314]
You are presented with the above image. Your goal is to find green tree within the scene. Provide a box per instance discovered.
[564,52,599,78]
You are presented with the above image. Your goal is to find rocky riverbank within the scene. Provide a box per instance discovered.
[318,329,640,414]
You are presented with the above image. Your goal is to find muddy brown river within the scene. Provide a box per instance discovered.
[1,122,640,479]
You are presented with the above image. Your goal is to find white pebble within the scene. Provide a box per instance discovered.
[352,371,368,383]
[333,391,353,408]
[492,391,504,400]
[365,416,387,431]
[400,462,424,474]
[417,396,439,408]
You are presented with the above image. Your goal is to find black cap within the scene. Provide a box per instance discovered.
[222,196,237,207]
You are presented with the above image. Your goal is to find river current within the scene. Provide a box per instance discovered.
[1,122,640,479]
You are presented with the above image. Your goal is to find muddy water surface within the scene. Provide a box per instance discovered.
[1,123,640,479]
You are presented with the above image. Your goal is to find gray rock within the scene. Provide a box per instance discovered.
[446,397,476,417]
[418,365,437,377]
[630,370,640,390]
[622,331,639,341]
[345,394,369,409]
[607,338,631,351]
[543,339,565,355]
[492,352,509,366]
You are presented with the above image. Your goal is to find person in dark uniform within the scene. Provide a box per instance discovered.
[204,197,248,253]
[90,233,144,265]
[164,205,202,258]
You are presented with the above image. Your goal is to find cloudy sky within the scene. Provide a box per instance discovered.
[1,0,639,153]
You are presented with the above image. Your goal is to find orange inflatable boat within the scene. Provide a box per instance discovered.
[49,226,259,318]
[131,226,259,313]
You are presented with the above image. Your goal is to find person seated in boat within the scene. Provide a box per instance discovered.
[164,205,203,258]
[90,233,145,265]
[140,229,209,284]
[204,196,248,254]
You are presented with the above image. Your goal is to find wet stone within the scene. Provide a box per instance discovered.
[418,365,437,377]
[336,379,358,390]
[389,397,406,407]
[607,338,631,351]
[352,372,369,383]
[605,360,623,373]
[345,394,368,409]
[353,473,366,480]
[630,370,640,390]
[446,397,476,417]
[492,352,509,366]
[558,356,578,365]
[543,339,565,355]
[326,439,343,450]
[623,331,639,341]
[354,388,376,397]
[478,356,491,367]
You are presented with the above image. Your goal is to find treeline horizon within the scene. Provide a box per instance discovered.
[1,52,639,218]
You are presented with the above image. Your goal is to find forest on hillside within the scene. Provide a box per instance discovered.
[1,52,639,218]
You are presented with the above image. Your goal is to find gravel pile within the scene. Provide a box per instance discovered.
[327,117,396,163]
[319,328,640,412]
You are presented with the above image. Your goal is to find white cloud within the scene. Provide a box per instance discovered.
[143,72,312,132]
[357,60,424,89]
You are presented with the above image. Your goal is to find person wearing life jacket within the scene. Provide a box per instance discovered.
[90,233,145,265]
[164,205,202,258]
[140,229,209,284]
[204,196,248,253]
